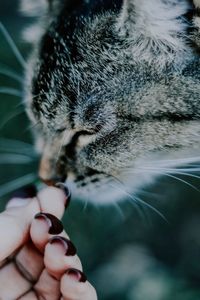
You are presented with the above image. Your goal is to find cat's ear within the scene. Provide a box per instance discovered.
[20,0,51,44]
[20,0,49,17]
[192,0,200,48]
[20,0,63,17]
[194,0,200,8]
[115,0,190,65]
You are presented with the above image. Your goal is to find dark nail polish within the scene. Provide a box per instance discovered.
[34,213,63,235]
[66,268,87,283]
[12,185,37,199]
[49,236,77,256]
[55,182,71,208]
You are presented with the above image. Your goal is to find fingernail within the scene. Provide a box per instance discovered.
[49,236,77,256]
[12,185,37,199]
[65,268,87,283]
[55,182,71,209]
[34,213,63,235]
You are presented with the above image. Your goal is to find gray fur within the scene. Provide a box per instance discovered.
[22,0,200,204]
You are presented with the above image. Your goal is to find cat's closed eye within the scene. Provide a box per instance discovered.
[55,128,66,133]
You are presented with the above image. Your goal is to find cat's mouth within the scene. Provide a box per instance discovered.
[66,174,122,204]
[75,172,111,188]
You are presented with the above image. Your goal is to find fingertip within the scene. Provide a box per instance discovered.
[44,237,81,279]
[55,183,71,209]
[37,187,68,219]
[30,213,64,252]
[65,269,87,283]
[60,273,87,297]
[61,272,97,300]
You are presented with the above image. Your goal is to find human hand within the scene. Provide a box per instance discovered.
[0,186,97,299]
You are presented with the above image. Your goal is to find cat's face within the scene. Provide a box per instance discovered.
[24,0,200,203]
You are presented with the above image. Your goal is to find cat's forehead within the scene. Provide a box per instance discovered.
[32,2,128,107]
[59,0,123,19]
[50,0,122,40]
[30,0,196,123]
[36,0,124,77]
[45,0,123,55]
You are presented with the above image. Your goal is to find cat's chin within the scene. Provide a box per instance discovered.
[65,172,158,205]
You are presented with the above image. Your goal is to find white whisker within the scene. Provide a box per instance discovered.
[0,154,35,164]
[0,87,23,97]
[109,180,168,222]
[0,138,33,147]
[24,120,41,133]
[83,197,89,212]
[131,168,200,192]
[109,181,146,220]
[151,157,200,166]
[0,66,23,83]
[0,22,26,68]
[112,201,126,220]
[138,166,200,180]
[0,138,35,156]
[134,189,161,200]
[0,108,24,130]
[0,173,37,198]
[55,129,69,164]
[163,172,200,192]
[131,192,168,223]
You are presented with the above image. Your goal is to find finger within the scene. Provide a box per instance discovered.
[44,236,82,279]
[30,186,69,252]
[18,291,37,300]
[9,186,68,280]
[0,262,31,299]
[15,241,44,283]
[34,269,60,300]
[0,197,40,261]
[30,212,64,252]
[61,270,97,300]
[0,258,9,268]
[37,186,70,219]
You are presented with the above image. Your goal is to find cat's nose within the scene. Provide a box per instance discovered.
[39,155,66,186]
[39,178,58,186]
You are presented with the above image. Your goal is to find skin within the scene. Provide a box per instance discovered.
[0,187,97,299]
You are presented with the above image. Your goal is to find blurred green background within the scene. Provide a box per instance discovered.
[1,1,200,299]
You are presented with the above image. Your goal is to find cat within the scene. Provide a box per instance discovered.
[21,0,200,205]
